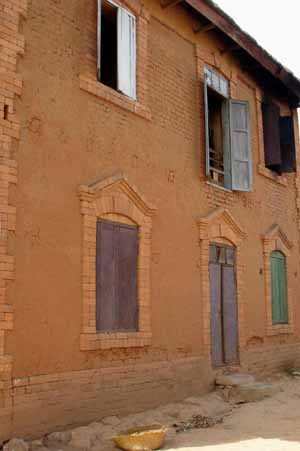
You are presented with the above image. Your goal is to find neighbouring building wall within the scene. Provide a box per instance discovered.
[0,0,300,440]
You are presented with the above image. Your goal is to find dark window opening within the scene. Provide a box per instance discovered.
[3,104,9,121]
[207,88,226,187]
[262,101,296,174]
[100,1,118,91]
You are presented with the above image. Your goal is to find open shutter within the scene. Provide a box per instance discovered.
[97,0,102,81]
[117,224,138,331]
[262,102,281,169]
[117,8,136,99]
[229,100,252,191]
[204,75,210,177]
[280,116,296,173]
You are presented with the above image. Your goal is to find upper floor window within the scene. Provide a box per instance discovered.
[96,219,139,332]
[262,100,296,175]
[270,250,288,325]
[97,0,136,99]
[204,67,252,192]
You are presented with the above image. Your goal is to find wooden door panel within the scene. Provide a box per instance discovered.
[209,262,223,366]
[117,225,138,331]
[96,221,117,331]
[222,265,239,364]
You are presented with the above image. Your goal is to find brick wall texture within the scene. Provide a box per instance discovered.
[0,0,300,441]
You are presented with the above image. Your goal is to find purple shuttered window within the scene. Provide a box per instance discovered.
[96,220,138,332]
[262,101,282,171]
[280,116,296,173]
[262,102,296,174]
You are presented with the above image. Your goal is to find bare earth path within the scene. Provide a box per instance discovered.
[165,376,300,451]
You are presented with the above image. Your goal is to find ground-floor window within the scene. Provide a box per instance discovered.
[270,250,288,324]
[96,219,139,332]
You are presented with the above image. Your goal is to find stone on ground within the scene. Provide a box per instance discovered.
[101,416,120,427]
[4,439,29,451]
[231,382,279,403]
[70,427,97,450]
[216,373,255,387]
[43,431,72,447]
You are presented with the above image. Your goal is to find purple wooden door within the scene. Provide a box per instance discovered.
[209,262,223,366]
[209,244,239,366]
[222,265,239,364]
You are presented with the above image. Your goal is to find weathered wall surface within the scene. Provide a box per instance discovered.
[0,0,300,440]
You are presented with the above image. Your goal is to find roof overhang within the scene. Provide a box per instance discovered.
[182,0,300,107]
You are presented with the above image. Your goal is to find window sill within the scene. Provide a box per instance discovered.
[266,323,293,336]
[80,331,152,351]
[258,164,288,187]
[80,74,152,121]
[206,181,233,193]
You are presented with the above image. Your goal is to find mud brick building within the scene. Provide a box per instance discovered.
[0,0,300,440]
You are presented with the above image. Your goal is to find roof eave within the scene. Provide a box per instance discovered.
[184,0,300,106]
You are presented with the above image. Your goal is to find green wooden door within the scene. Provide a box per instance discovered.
[271,251,288,324]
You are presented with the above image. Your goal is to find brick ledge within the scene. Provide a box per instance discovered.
[79,75,152,121]
[257,164,288,186]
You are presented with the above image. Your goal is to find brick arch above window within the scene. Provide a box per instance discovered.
[197,207,247,246]
[78,173,157,351]
[196,207,247,358]
[262,224,294,336]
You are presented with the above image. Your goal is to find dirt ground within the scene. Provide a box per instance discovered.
[165,376,300,451]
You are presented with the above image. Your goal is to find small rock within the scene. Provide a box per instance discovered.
[216,373,255,387]
[70,427,96,450]
[29,440,43,451]
[101,416,120,427]
[4,439,29,451]
[43,431,72,447]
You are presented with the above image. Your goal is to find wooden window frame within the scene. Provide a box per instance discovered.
[80,0,151,120]
[203,66,252,192]
[262,225,294,336]
[78,173,156,350]
[196,207,247,363]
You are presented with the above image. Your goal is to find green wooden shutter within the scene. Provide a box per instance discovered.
[271,251,288,324]
[229,100,252,192]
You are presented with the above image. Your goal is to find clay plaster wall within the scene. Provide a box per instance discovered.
[1,0,300,439]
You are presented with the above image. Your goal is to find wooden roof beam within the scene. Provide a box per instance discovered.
[161,0,183,8]
[220,44,240,55]
[194,22,216,34]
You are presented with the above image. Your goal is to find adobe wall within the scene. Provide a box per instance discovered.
[0,0,300,440]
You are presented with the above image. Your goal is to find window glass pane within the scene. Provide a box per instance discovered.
[226,247,235,265]
[218,247,226,264]
[209,245,218,263]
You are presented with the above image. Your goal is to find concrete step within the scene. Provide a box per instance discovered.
[216,373,256,387]
[230,382,279,403]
